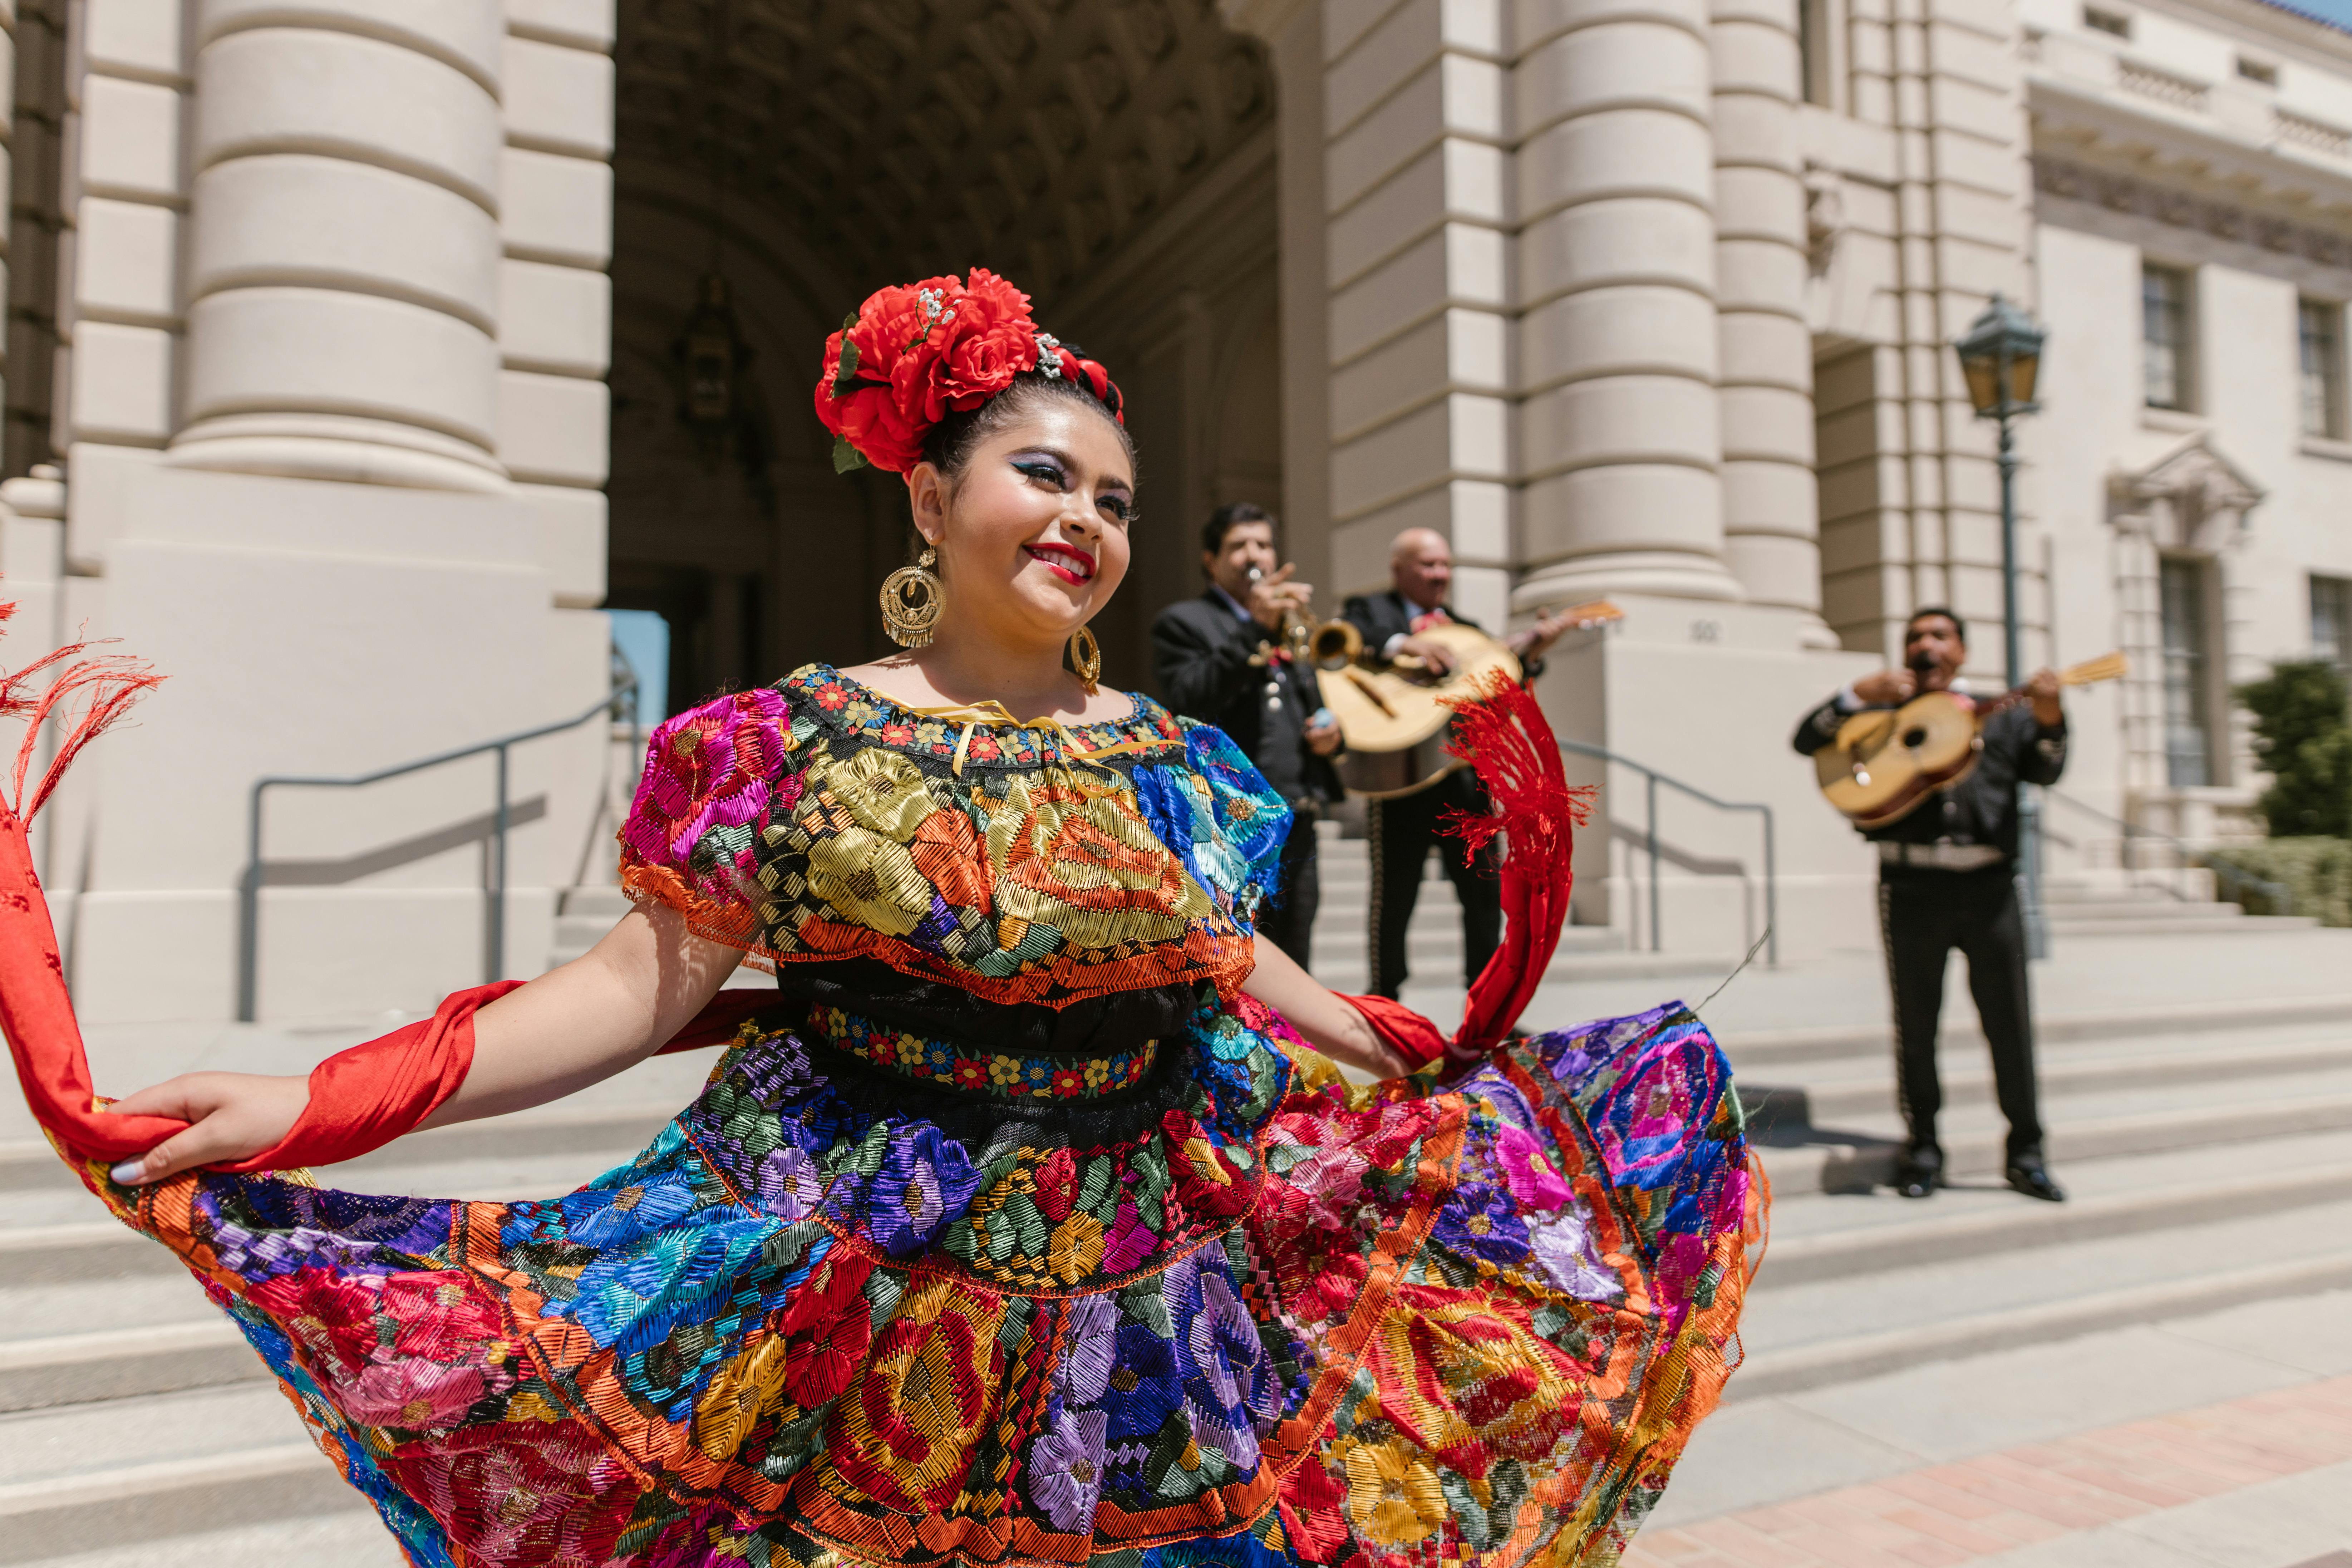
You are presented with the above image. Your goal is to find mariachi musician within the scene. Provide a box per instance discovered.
[1150,502,1345,969]
[1792,606,2068,1204]
[1342,528,1581,998]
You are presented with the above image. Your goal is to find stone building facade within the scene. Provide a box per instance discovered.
[1,0,2346,1022]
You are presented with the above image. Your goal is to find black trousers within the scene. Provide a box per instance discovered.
[1878,865,2046,1158]
[1255,810,1321,972]
[1366,773,1501,998]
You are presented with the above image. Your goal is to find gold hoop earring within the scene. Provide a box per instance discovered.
[1068,624,1102,695]
[880,547,943,648]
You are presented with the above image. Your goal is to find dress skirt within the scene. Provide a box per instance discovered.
[64,994,1758,1568]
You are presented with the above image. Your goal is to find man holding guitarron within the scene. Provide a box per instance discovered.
[1343,529,1585,998]
[1793,607,2070,1204]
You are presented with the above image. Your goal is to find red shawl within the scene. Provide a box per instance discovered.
[1335,674,1588,1069]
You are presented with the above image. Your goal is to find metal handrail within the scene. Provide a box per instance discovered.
[237,676,639,1022]
[1557,739,1777,966]
[2042,788,2291,912]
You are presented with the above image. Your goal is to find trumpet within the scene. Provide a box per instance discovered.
[1248,565,1363,670]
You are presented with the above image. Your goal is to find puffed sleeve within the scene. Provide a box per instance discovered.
[617,687,798,963]
[1170,717,1291,926]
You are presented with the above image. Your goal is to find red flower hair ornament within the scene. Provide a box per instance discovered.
[813,268,1124,475]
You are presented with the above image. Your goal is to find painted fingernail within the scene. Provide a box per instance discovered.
[108,1159,144,1184]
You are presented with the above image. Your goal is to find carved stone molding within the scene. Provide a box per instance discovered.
[2109,433,2266,551]
[1802,162,1844,278]
[2034,154,2352,266]
[1216,0,1312,43]
[615,0,1273,298]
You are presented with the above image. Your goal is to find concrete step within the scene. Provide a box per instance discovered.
[10,1509,404,1568]
[1743,1188,2352,1360]
[0,1100,678,1211]
[0,1318,251,1415]
[2039,883,2193,903]
[2045,912,2319,934]
[558,884,631,917]
[555,912,617,948]
[1730,1245,2352,1400]
[0,1384,363,1563]
[1757,1082,2352,1194]
[2039,898,2254,919]
[1715,949,2352,1401]
[0,1094,679,1423]
[1741,1033,2352,1124]
[1714,991,2352,1071]
[1753,1151,2352,1289]
[1758,1123,2352,1237]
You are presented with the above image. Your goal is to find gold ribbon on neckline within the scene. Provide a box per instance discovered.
[907,699,1183,777]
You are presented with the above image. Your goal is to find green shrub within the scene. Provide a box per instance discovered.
[2235,660,2352,836]
[2203,838,2352,925]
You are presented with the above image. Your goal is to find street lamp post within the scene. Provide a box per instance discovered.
[1954,291,2051,958]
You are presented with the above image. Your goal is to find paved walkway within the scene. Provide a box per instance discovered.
[1633,1290,2352,1568]
[1632,1385,2352,1567]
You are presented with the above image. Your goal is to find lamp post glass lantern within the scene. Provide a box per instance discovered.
[1954,291,2051,958]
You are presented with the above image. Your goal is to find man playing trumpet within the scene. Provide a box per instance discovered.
[1150,502,1344,969]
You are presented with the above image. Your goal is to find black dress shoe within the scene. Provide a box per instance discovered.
[1893,1144,1942,1199]
[2006,1156,2066,1203]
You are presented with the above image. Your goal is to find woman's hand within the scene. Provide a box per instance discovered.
[100,901,742,1184]
[1243,935,1413,1079]
[104,1072,311,1185]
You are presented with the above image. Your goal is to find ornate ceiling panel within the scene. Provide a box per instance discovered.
[615,0,1273,301]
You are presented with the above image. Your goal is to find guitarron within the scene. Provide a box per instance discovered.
[1319,605,1622,799]
[1815,651,2127,827]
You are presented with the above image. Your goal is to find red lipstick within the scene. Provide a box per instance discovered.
[1024,543,1095,584]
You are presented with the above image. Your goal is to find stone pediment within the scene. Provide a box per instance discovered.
[2108,433,2265,549]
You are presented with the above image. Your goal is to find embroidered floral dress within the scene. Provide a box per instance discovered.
[68,665,1757,1568]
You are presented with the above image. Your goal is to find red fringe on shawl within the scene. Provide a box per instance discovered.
[0,597,781,1174]
[1338,673,1589,1070]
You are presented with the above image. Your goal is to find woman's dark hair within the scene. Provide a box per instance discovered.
[1202,502,1274,556]
[920,363,1135,482]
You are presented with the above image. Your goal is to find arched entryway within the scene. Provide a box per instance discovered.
[604,0,1285,710]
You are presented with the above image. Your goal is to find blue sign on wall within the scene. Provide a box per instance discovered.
[606,609,671,728]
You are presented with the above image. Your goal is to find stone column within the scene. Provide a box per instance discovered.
[1835,0,2033,663]
[1223,0,1335,596]
[167,0,508,491]
[1315,0,1516,628]
[1710,0,1832,636]
[1514,0,1742,611]
[499,0,617,608]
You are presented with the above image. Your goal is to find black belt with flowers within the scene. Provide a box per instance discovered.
[804,1004,1157,1101]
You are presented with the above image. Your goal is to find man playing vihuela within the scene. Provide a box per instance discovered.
[1791,607,2070,1204]
[1150,502,1345,970]
[1340,529,1583,999]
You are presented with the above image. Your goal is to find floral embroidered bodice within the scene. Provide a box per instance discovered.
[619,666,1293,1056]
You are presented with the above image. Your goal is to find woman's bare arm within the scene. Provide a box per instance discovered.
[1242,935,1412,1078]
[106,903,740,1184]
[424,903,742,1125]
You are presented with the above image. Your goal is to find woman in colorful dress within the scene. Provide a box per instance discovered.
[0,269,1760,1568]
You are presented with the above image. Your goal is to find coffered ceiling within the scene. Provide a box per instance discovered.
[614,0,1274,300]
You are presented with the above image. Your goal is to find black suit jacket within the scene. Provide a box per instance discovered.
[1150,591,1342,806]
[1793,690,2067,859]
[1340,590,1546,678]
[1340,589,1472,654]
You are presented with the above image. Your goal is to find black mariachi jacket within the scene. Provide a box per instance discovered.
[1792,687,2068,861]
[1150,591,1342,808]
